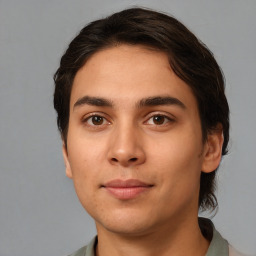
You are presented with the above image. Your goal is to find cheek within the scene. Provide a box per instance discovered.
[152,144,202,214]
[66,130,111,198]
[67,142,98,193]
[149,131,203,189]
[68,130,107,172]
[68,150,100,214]
[151,131,203,168]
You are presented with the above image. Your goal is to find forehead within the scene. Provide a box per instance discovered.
[71,45,198,111]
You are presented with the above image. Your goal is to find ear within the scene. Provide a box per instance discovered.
[201,124,224,173]
[62,142,73,179]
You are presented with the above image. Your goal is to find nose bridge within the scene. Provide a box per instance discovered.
[108,117,145,166]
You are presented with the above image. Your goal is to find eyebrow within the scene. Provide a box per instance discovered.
[73,95,186,110]
[73,96,113,109]
[137,96,186,109]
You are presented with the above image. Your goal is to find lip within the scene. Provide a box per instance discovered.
[102,179,153,200]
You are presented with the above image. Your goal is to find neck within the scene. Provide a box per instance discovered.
[95,216,209,256]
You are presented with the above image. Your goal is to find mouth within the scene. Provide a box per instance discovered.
[101,179,153,200]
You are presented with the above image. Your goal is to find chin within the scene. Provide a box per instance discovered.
[99,221,153,236]
[95,211,157,236]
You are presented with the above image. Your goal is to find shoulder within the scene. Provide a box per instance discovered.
[67,237,97,256]
[68,245,87,256]
[229,245,249,256]
[200,218,247,256]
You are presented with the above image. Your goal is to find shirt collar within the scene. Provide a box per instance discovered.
[205,220,229,256]
[82,219,229,256]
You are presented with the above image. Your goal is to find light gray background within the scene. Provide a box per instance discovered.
[0,0,255,255]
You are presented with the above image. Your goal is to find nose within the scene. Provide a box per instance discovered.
[107,124,146,167]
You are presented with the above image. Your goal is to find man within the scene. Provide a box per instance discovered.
[53,7,243,256]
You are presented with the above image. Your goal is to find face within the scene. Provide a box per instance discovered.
[63,45,222,236]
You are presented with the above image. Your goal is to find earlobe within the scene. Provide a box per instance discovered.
[202,126,224,173]
[62,143,73,179]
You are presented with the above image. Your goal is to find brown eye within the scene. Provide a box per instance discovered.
[146,114,173,126]
[84,115,109,126]
[91,116,104,125]
[152,115,165,125]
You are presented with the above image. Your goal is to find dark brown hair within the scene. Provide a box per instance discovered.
[54,7,229,211]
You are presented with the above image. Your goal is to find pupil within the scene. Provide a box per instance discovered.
[92,116,103,125]
[153,116,164,124]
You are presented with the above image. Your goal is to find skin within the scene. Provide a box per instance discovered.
[63,45,223,256]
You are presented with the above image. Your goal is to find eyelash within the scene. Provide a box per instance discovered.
[145,114,175,126]
[82,112,175,128]
[82,113,111,127]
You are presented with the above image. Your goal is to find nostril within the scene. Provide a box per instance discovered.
[110,157,138,164]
